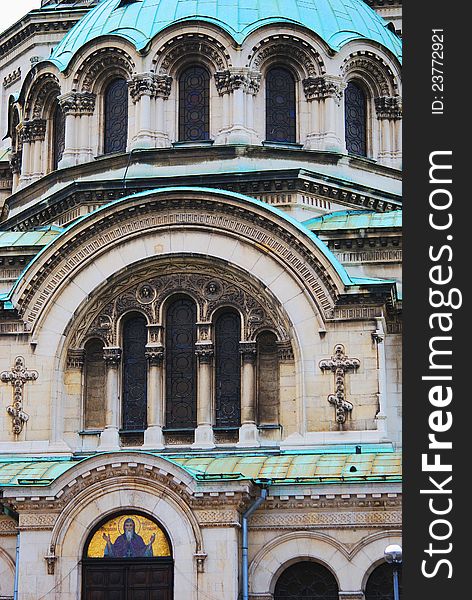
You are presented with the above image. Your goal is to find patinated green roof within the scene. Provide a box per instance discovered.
[0,226,64,249]
[0,449,401,487]
[48,0,402,71]
[304,209,402,232]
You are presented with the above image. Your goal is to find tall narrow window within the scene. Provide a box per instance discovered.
[266,67,296,143]
[52,101,65,169]
[84,338,106,430]
[122,314,147,431]
[178,66,210,141]
[274,561,339,600]
[215,311,241,428]
[256,331,279,425]
[345,81,367,156]
[165,297,197,429]
[104,78,128,154]
[365,563,401,600]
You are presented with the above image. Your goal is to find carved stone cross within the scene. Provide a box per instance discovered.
[319,344,360,426]
[1,356,39,435]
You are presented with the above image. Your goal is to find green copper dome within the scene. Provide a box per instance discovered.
[48,0,402,71]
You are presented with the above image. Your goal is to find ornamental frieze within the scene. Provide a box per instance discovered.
[250,510,402,529]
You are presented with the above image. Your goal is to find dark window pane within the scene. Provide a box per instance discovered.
[215,311,241,427]
[266,67,296,143]
[104,78,128,154]
[274,561,339,600]
[84,338,106,429]
[345,81,367,156]
[257,331,279,425]
[122,315,147,430]
[53,101,65,169]
[179,66,210,141]
[165,298,197,428]
[366,563,402,600]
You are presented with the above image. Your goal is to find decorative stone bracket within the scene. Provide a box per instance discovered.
[45,544,57,575]
[1,356,38,435]
[194,551,208,573]
[319,344,360,426]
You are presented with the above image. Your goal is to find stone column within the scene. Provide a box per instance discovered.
[372,317,389,440]
[18,119,46,186]
[375,96,402,168]
[128,72,172,149]
[58,92,96,167]
[143,345,165,449]
[214,68,261,145]
[303,76,346,152]
[9,150,22,193]
[237,342,259,447]
[193,343,215,449]
[98,347,122,450]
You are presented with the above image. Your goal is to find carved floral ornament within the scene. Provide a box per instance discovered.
[74,47,136,92]
[341,52,397,97]
[67,261,291,354]
[248,36,326,77]
[153,34,231,74]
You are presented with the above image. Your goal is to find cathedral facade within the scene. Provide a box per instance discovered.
[0,1,402,599]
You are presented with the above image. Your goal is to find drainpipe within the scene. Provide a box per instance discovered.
[14,530,20,600]
[241,482,271,600]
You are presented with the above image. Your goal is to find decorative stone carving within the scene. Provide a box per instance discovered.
[155,35,229,73]
[240,341,257,363]
[19,119,47,143]
[248,37,325,77]
[136,282,157,304]
[18,513,57,530]
[66,348,85,369]
[342,53,396,96]
[303,76,346,102]
[195,344,214,364]
[58,91,96,115]
[45,544,57,575]
[375,96,402,120]
[194,552,208,573]
[128,72,173,101]
[251,510,401,529]
[24,72,60,119]
[145,346,164,366]
[277,341,294,362]
[1,356,39,435]
[76,48,135,92]
[9,151,22,175]
[319,345,360,426]
[215,69,261,96]
[103,347,122,367]
[3,67,21,89]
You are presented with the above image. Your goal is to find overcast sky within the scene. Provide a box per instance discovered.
[1,1,42,34]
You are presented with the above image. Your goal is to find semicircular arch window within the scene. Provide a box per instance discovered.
[122,314,148,432]
[345,81,367,156]
[52,101,65,170]
[365,562,402,600]
[104,78,128,154]
[215,310,241,428]
[179,65,210,141]
[266,66,297,143]
[274,561,339,600]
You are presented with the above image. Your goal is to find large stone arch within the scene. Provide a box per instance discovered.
[47,453,203,599]
[0,546,15,598]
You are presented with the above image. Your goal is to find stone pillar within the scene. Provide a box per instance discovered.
[9,150,22,193]
[214,68,261,145]
[375,96,402,168]
[193,343,215,449]
[128,72,172,149]
[237,342,259,447]
[303,76,346,152]
[98,347,122,450]
[18,119,46,186]
[58,92,96,167]
[143,345,165,449]
[373,317,389,440]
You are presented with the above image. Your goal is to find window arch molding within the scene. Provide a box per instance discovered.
[270,557,340,597]
[72,45,135,94]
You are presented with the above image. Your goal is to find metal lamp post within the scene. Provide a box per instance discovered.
[384,544,402,600]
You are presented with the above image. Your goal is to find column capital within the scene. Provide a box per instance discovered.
[215,68,262,96]
[277,340,294,361]
[128,72,173,102]
[239,341,257,363]
[195,343,214,364]
[303,75,346,102]
[375,95,402,120]
[58,91,96,115]
[66,348,86,370]
[145,345,165,366]
[9,150,22,175]
[19,119,47,143]
[103,347,122,367]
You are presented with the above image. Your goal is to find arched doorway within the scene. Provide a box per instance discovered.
[82,512,173,599]
[274,561,339,600]
[365,562,402,600]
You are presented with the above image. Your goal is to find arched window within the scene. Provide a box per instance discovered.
[84,338,106,430]
[274,561,339,600]
[215,310,241,428]
[52,101,65,170]
[165,297,197,429]
[178,66,210,141]
[256,331,279,425]
[122,314,148,432]
[345,81,367,156]
[104,78,128,154]
[266,67,296,143]
[365,563,402,600]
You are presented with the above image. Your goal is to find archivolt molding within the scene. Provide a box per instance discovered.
[66,257,292,349]
[153,33,231,74]
[24,72,61,120]
[247,36,326,77]
[341,51,398,96]
[73,47,136,92]
[12,189,344,331]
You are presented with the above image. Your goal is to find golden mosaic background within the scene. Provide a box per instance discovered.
[87,514,171,558]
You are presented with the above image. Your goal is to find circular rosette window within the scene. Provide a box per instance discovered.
[86,513,172,559]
